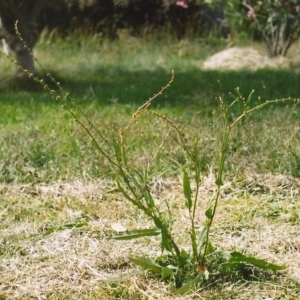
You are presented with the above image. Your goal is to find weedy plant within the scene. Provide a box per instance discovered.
[2,29,299,294]
[105,86,294,294]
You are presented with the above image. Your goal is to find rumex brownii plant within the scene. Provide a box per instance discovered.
[3,26,298,294]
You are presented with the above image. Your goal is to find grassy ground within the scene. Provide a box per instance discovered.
[1,33,300,299]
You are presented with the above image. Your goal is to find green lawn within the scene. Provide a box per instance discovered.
[0,34,300,299]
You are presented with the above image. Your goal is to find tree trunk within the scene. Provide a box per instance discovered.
[15,46,35,77]
[0,0,46,77]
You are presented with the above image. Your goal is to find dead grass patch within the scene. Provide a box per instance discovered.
[200,47,291,71]
[1,174,300,299]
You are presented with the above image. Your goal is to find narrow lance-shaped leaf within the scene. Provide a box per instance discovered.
[43,222,87,237]
[144,189,155,209]
[198,226,207,247]
[153,215,164,229]
[129,256,162,273]
[128,172,144,193]
[110,228,161,240]
[222,252,286,271]
[183,168,192,211]
[161,230,173,252]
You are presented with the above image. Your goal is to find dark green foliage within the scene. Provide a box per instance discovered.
[36,0,227,39]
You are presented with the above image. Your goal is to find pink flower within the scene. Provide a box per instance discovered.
[176,0,188,9]
[247,9,254,18]
[295,6,300,13]
[270,11,277,18]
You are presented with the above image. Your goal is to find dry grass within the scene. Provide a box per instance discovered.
[201,47,291,71]
[1,173,300,299]
[199,39,300,71]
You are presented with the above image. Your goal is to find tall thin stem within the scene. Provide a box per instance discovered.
[201,126,231,265]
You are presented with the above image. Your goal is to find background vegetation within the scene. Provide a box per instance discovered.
[1,35,300,184]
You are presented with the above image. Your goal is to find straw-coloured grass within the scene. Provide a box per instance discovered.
[201,47,291,71]
[1,173,300,299]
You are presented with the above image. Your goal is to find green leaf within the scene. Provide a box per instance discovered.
[183,169,192,211]
[128,173,144,192]
[110,228,160,240]
[205,241,215,256]
[198,226,207,245]
[205,208,213,219]
[43,222,87,237]
[174,274,204,295]
[180,248,190,259]
[227,252,286,271]
[153,216,164,230]
[129,256,162,273]
[161,266,174,280]
[161,230,173,252]
[144,190,155,209]
[178,248,191,265]
[215,178,223,186]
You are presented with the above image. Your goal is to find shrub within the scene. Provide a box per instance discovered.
[227,0,300,57]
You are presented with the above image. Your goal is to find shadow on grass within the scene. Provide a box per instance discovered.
[0,67,299,109]
[0,71,67,93]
